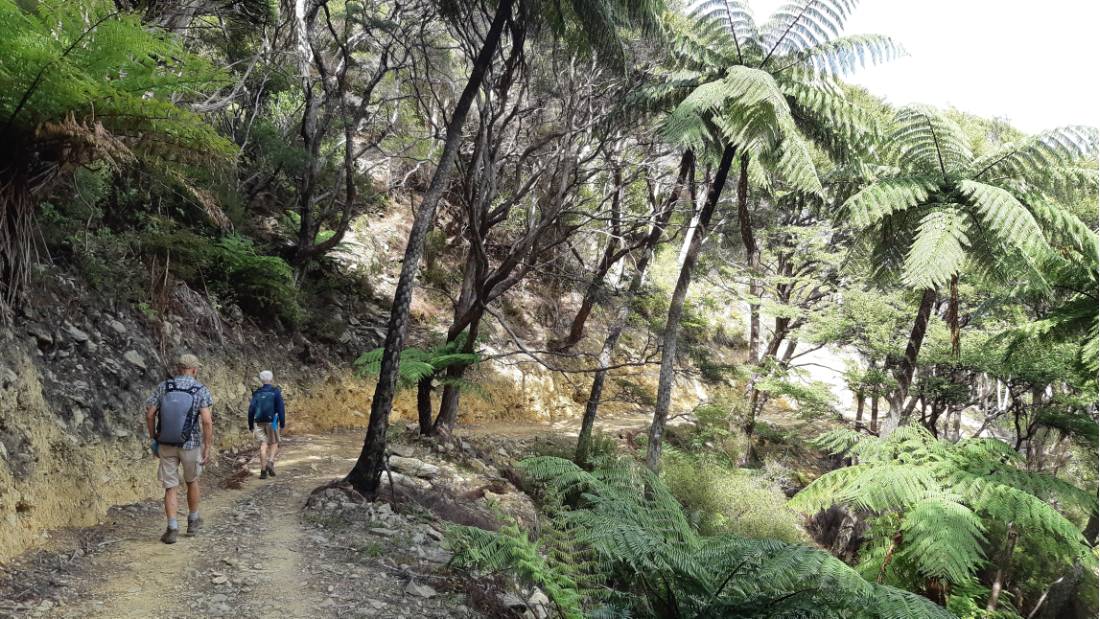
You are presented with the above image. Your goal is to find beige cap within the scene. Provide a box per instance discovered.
[176,353,202,369]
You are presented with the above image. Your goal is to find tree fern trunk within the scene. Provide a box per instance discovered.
[855,390,865,426]
[576,151,693,464]
[646,145,736,471]
[870,394,879,433]
[346,0,515,497]
[416,377,434,435]
[947,274,960,359]
[734,155,759,364]
[890,287,937,423]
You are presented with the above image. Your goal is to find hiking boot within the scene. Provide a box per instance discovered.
[259,467,268,479]
[161,527,179,544]
[267,463,276,478]
[186,516,203,537]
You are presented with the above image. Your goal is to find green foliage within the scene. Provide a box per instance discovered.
[138,229,301,326]
[0,0,232,156]
[447,520,586,619]
[354,335,480,390]
[841,105,1097,291]
[451,455,953,618]
[793,426,1095,605]
[663,452,806,542]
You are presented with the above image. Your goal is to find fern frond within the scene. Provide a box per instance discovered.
[891,105,973,175]
[901,207,970,289]
[896,498,986,583]
[843,177,938,228]
[958,180,1046,255]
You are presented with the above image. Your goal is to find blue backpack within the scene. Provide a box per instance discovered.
[253,389,277,423]
[157,381,200,446]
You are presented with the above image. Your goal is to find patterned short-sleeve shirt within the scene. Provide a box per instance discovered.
[145,376,214,450]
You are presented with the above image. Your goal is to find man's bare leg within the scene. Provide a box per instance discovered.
[164,486,178,523]
[258,443,268,471]
[186,480,200,513]
[161,485,180,542]
[269,441,279,465]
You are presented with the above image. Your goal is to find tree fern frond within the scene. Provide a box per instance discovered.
[897,498,986,583]
[843,177,938,227]
[969,125,1099,185]
[760,0,858,61]
[891,105,973,176]
[902,207,970,289]
[781,33,905,76]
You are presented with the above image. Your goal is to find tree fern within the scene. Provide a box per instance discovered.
[354,336,481,390]
[792,426,1094,605]
[451,455,952,618]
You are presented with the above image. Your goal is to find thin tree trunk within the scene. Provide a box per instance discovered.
[416,377,434,435]
[432,312,483,434]
[735,155,759,363]
[553,166,624,351]
[346,0,515,497]
[947,273,960,359]
[987,525,1019,611]
[870,394,880,433]
[576,151,693,463]
[855,390,865,426]
[889,287,937,422]
[646,145,737,471]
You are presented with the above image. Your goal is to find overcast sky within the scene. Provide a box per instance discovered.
[751,0,1100,133]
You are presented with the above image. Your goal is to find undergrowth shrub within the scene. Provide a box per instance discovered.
[663,452,807,543]
[449,456,954,618]
[139,229,302,326]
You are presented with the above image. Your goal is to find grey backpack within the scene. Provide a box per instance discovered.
[157,381,200,446]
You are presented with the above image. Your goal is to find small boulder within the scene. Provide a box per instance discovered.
[123,350,147,371]
[404,581,437,598]
[388,456,439,479]
[64,324,90,343]
[106,320,127,336]
[26,323,53,346]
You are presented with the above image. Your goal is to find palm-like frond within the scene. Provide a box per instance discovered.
[843,177,938,227]
[453,455,951,618]
[890,105,973,176]
[793,426,1094,589]
[901,207,970,289]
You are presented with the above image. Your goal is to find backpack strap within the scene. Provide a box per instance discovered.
[186,385,201,396]
[165,380,177,392]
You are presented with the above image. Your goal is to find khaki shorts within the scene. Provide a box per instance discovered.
[158,445,202,489]
[254,425,279,446]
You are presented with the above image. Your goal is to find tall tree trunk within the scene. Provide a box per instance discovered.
[734,155,759,363]
[987,525,1019,611]
[575,151,694,463]
[432,312,483,434]
[870,394,880,433]
[645,145,737,471]
[855,389,865,426]
[947,273,960,359]
[553,166,624,351]
[889,287,937,423]
[416,377,434,435]
[346,0,515,497]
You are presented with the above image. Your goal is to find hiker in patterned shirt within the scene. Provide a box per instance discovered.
[144,353,214,544]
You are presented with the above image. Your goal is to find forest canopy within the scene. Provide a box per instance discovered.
[0,1,1096,618]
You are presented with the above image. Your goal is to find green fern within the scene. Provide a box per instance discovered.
[792,426,1094,603]
[451,455,953,618]
[353,335,480,390]
[841,105,1097,294]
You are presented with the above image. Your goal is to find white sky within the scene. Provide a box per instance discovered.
[752,0,1100,133]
